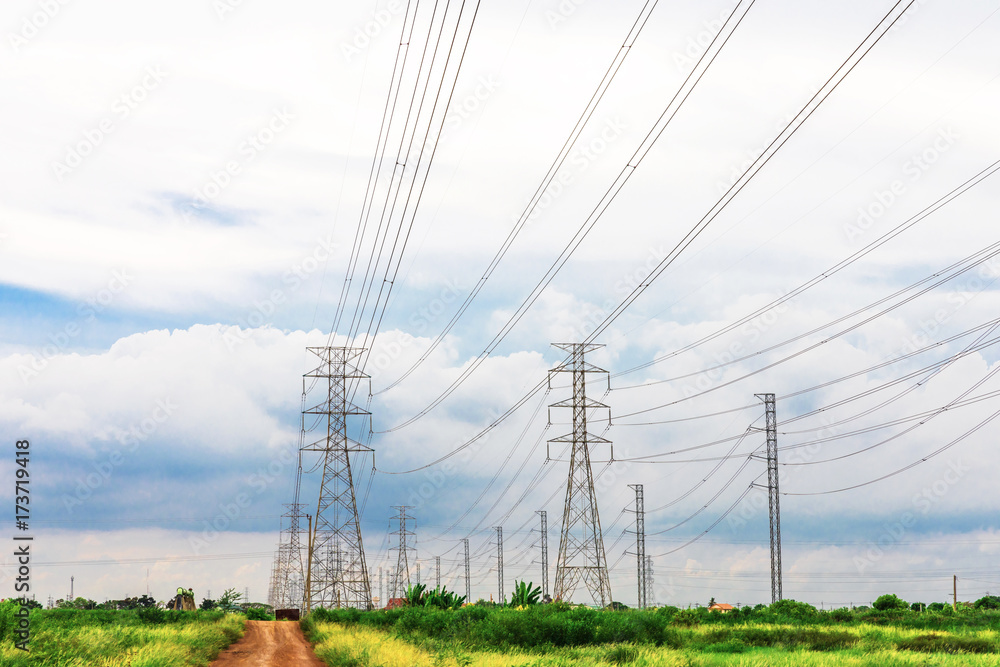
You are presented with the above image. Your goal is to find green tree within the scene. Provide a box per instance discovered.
[973,595,1000,610]
[200,598,217,611]
[873,594,908,611]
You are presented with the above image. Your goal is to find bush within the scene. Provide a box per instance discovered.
[898,634,996,653]
[769,599,818,619]
[136,606,166,624]
[245,606,274,621]
[873,594,908,611]
[974,595,1000,610]
[604,645,639,664]
[828,607,852,622]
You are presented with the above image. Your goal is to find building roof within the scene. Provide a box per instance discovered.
[709,603,734,611]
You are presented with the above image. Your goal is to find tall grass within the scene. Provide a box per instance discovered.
[0,606,244,666]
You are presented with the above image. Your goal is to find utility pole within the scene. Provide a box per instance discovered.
[496,527,504,605]
[390,506,415,599]
[756,393,782,603]
[435,556,441,590]
[301,347,373,609]
[536,510,549,598]
[953,575,957,611]
[549,343,612,607]
[463,538,471,602]
[70,576,74,601]
[629,484,646,609]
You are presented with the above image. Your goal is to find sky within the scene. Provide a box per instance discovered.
[2,0,1000,610]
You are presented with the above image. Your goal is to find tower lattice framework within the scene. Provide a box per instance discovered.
[549,342,612,606]
[756,392,782,603]
[268,502,306,608]
[302,346,372,609]
[390,506,415,599]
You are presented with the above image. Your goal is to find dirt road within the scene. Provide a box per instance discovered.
[209,620,326,666]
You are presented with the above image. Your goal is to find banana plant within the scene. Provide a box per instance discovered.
[508,580,542,607]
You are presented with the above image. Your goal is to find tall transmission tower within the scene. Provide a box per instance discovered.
[536,510,549,598]
[645,555,655,607]
[463,538,471,602]
[269,503,306,608]
[390,506,415,599]
[629,484,647,609]
[435,556,441,589]
[549,343,612,606]
[495,526,504,604]
[301,346,373,609]
[756,392,782,603]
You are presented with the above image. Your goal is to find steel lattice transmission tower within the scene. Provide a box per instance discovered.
[302,346,373,609]
[435,556,441,589]
[644,555,655,607]
[536,510,549,598]
[495,526,504,604]
[463,538,471,602]
[269,503,306,608]
[629,484,647,609]
[756,392,782,603]
[549,342,612,606]
[390,506,415,599]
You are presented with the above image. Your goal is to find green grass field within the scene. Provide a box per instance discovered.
[0,602,245,667]
[301,601,1000,667]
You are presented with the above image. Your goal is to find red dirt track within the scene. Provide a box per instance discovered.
[209,620,325,666]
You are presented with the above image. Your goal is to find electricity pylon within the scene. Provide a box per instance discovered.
[301,347,373,609]
[269,503,306,608]
[756,392,782,603]
[629,484,646,609]
[536,510,549,598]
[463,538,471,602]
[549,342,612,606]
[390,506,415,599]
[495,526,504,604]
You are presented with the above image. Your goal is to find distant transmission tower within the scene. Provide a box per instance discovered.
[301,346,373,609]
[756,392,782,603]
[463,538,471,602]
[435,556,441,589]
[629,484,646,609]
[390,506,415,599]
[269,502,306,608]
[496,526,504,604]
[536,510,549,598]
[549,343,612,606]
[645,555,655,607]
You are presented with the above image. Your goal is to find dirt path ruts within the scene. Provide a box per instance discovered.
[209,620,326,667]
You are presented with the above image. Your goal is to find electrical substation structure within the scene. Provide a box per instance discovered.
[391,506,415,599]
[301,346,373,609]
[756,392,782,603]
[549,343,612,607]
